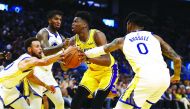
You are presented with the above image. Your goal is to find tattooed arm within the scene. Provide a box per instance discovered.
[36,28,66,56]
[104,37,124,53]
[154,35,182,83]
[85,37,124,58]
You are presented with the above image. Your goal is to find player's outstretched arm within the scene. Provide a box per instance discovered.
[18,51,64,71]
[85,37,124,58]
[154,35,182,83]
[104,37,124,53]
[36,29,66,56]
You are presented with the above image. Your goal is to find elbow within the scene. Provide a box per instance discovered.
[104,58,111,66]
[174,56,182,64]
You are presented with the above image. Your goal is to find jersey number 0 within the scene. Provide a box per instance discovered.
[137,43,148,54]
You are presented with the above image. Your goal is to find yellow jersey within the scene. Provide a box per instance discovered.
[75,29,115,71]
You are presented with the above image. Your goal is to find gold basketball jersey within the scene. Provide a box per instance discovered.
[75,29,115,71]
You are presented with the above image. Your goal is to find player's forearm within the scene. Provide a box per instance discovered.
[36,50,63,66]
[27,74,48,88]
[85,38,123,58]
[43,43,64,56]
[173,57,182,77]
[85,46,106,58]
[88,55,111,66]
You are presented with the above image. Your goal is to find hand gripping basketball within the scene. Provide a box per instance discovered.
[61,46,84,68]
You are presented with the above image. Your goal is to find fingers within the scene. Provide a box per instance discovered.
[49,85,56,93]
[171,80,180,84]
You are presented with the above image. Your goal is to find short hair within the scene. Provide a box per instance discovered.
[75,11,91,26]
[125,12,153,29]
[47,10,63,20]
[24,37,39,50]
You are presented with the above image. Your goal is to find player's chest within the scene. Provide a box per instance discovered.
[48,36,62,46]
[76,41,96,51]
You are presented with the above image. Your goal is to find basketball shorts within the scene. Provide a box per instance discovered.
[0,85,21,106]
[79,64,118,97]
[30,66,59,97]
[34,66,58,86]
[119,70,170,108]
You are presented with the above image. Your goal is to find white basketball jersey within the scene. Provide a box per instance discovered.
[44,28,63,47]
[0,53,32,88]
[44,28,63,71]
[32,28,63,87]
[123,31,168,75]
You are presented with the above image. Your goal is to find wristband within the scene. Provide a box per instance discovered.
[85,46,106,58]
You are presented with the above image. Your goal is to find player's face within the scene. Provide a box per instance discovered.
[49,15,62,30]
[30,41,43,59]
[72,17,86,34]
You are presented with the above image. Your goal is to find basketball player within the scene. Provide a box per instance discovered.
[70,11,118,109]
[85,12,182,109]
[0,37,64,109]
[28,10,65,109]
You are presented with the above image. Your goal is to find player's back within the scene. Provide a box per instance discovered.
[0,53,32,88]
[123,31,168,75]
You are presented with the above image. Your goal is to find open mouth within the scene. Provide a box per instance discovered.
[39,51,42,55]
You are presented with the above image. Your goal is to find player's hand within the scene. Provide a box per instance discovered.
[78,49,87,62]
[170,75,180,84]
[59,49,66,63]
[63,38,70,49]
[45,85,56,93]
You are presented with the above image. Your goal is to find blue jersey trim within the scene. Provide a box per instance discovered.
[146,100,155,105]
[119,99,141,109]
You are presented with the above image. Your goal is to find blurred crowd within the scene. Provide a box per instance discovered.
[0,8,190,109]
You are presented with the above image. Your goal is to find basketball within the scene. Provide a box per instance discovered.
[62,46,82,68]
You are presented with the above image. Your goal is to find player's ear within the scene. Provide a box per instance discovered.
[48,19,51,24]
[27,47,32,53]
[82,20,88,28]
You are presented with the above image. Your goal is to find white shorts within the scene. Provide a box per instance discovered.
[0,85,21,106]
[28,81,45,97]
[34,66,58,86]
[119,70,170,108]
[30,66,59,96]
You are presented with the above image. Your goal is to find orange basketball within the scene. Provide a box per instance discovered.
[62,46,82,68]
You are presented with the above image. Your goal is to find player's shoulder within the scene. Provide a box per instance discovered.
[93,29,106,39]
[126,31,151,37]
[36,28,49,39]
[124,32,135,38]
[18,53,32,60]
[93,29,104,34]
[37,28,48,35]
